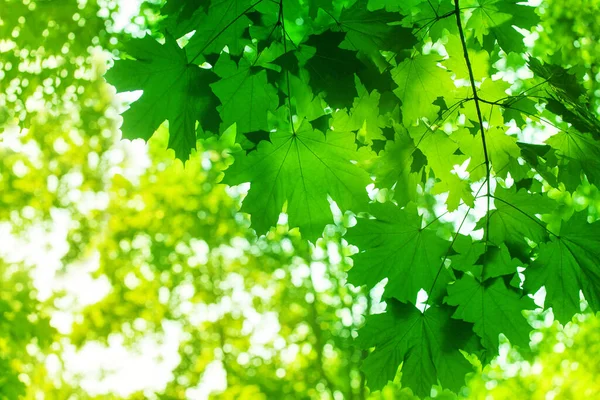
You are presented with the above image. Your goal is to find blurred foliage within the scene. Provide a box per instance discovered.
[533,0,600,111]
[467,311,600,399]
[0,0,119,397]
[1,0,600,399]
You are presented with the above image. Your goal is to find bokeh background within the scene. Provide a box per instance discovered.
[1,0,600,399]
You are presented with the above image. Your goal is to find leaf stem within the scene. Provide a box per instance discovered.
[279,0,296,134]
[478,97,572,135]
[427,0,439,17]
[453,0,491,244]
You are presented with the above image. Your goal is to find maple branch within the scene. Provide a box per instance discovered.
[453,0,491,244]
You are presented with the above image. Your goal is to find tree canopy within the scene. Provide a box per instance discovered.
[103,0,600,395]
[1,0,600,398]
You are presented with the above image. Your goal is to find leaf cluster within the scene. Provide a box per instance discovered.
[105,0,600,396]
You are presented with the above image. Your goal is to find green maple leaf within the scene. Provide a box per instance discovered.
[528,59,588,103]
[306,0,335,18]
[391,53,456,125]
[465,0,539,54]
[366,0,408,12]
[450,235,487,272]
[336,1,416,69]
[159,1,213,38]
[443,34,490,82]
[184,0,255,57]
[477,244,521,280]
[407,0,457,41]
[331,77,385,145]
[544,97,600,138]
[162,0,211,23]
[372,127,422,206]
[416,129,473,210]
[451,241,520,280]
[518,142,558,188]
[303,31,366,108]
[286,73,326,122]
[105,34,220,161]
[357,300,475,396]
[546,130,600,186]
[503,96,539,128]
[446,275,535,362]
[210,53,279,135]
[524,212,600,323]
[456,125,521,180]
[223,119,371,241]
[345,202,452,303]
[477,186,556,258]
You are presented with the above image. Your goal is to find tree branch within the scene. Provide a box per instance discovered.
[453,0,491,244]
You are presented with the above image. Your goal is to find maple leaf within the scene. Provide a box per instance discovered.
[303,31,366,108]
[367,0,420,12]
[223,120,371,241]
[162,0,211,23]
[371,127,422,206]
[477,186,556,259]
[357,300,476,396]
[528,59,588,104]
[406,0,457,41]
[184,0,256,57]
[477,244,521,280]
[210,53,279,134]
[336,0,416,69]
[451,241,521,280]
[524,212,600,323]
[345,202,452,303]
[330,77,385,144]
[105,34,220,161]
[416,128,473,210]
[546,130,600,186]
[456,125,521,180]
[446,275,535,362]
[443,34,490,82]
[391,53,456,125]
[466,0,539,54]
[306,0,335,18]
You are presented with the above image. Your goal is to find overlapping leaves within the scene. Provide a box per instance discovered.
[105,0,600,396]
